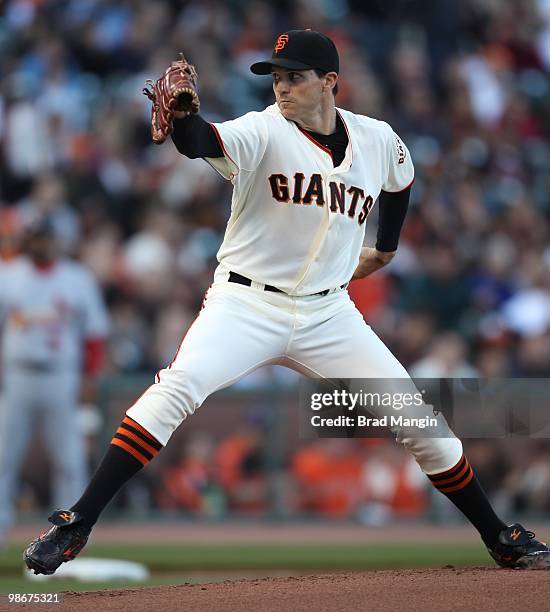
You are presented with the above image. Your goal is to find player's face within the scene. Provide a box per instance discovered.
[272,68,325,121]
[26,233,57,264]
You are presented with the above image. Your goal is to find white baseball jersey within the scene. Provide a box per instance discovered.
[207,104,414,295]
[0,258,110,372]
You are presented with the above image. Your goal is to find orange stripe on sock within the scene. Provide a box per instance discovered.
[437,468,474,493]
[122,416,159,444]
[429,454,465,481]
[432,460,471,487]
[111,438,148,465]
[116,427,158,457]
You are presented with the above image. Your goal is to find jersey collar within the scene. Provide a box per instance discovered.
[274,104,354,172]
[335,108,353,169]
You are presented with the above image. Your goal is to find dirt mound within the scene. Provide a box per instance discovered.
[13,568,549,612]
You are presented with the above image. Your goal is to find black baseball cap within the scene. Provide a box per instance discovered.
[250,30,339,75]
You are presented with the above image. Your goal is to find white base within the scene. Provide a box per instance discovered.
[24,558,150,582]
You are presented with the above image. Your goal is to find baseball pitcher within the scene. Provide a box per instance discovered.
[24,30,550,574]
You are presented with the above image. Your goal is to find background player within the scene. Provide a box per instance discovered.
[23,30,550,574]
[0,220,110,547]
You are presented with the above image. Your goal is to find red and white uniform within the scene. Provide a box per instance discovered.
[0,259,109,371]
[0,258,110,537]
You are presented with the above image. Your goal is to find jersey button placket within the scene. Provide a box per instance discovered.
[306,175,331,271]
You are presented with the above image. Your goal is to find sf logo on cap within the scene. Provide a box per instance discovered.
[275,34,289,53]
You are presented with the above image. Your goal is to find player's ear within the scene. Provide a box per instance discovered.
[323,72,338,93]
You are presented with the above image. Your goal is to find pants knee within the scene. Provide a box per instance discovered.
[399,435,463,475]
[126,368,206,446]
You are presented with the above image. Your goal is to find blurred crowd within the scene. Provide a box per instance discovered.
[153,433,431,522]
[1,0,550,521]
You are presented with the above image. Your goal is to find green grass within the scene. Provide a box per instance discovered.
[0,540,492,595]
[1,541,489,574]
[0,575,185,595]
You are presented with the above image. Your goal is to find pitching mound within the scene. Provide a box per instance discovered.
[31,568,549,612]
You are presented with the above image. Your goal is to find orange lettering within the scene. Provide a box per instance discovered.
[275,35,289,53]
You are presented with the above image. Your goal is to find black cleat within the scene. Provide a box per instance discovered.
[23,510,91,575]
[488,523,550,569]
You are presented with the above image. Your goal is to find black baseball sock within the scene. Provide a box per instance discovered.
[428,453,507,548]
[71,416,163,528]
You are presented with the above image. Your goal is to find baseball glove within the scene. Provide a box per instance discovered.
[142,53,200,144]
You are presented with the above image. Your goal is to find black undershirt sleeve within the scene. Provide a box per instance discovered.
[171,114,224,159]
[375,186,411,252]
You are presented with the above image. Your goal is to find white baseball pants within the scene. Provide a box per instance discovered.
[128,267,463,474]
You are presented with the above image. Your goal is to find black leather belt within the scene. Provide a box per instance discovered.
[228,271,347,297]
[229,271,283,292]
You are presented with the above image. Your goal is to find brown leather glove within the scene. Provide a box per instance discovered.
[142,53,200,144]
